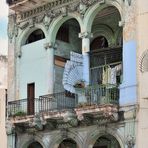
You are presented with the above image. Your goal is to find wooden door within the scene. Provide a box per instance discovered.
[27,83,35,115]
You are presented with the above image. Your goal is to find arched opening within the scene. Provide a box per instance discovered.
[54,18,81,93]
[25,29,45,44]
[93,134,121,148]
[90,6,123,87]
[91,36,108,50]
[58,138,78,148]
[27,141,43,148]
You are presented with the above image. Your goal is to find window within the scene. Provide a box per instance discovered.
[26,29,45,44]
[56,26,69,43]
[54,56,68,67]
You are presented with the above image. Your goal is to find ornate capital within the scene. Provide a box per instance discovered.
[119,20,125,27]
[123,0,132,6]
[6,120,15,135]
[126,135,135,148]
[79,32,93,39]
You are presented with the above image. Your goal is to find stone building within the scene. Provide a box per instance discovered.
[6,0,148,148]
[0,55,7,148]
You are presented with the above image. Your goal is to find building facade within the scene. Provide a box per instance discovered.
[6,0,148,147]
[0,55,7,148]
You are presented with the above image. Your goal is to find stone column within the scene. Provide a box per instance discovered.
[119,4,137,105]
[79,32,93,86]
[44,42,56,94]
[6,121,15,148]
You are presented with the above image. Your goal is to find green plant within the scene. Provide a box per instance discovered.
[14,111,26,116]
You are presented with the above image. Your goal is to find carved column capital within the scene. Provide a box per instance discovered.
[126,135,135,148]
[79,32,93,39]
[6,120,15,135]
[119,20,125,27]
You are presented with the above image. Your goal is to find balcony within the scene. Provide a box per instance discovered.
[7,84,119,122]
[7,85,119,131]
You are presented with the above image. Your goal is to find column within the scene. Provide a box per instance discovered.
[44,42,55,94]
[6,121,15,148]
[79,32,93,86]
[119,19,137,105]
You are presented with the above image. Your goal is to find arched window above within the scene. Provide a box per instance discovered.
[91,36,108,50]
[25,29,45,44]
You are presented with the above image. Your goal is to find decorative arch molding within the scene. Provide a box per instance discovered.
[91,24,115,47]
[48,13,83,43]
[84,127,125,148]
[139,49,148,73]
[16,23,48,57]
[19,134,49,148]
[50,130,84,148]
[83,0,124,32]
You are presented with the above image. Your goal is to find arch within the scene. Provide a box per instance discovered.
[139,49,148,73]
[48,13,83,44]
[50,130,83,148]
[16,23,48,57]
[91,24,115,47]
[84,128,124,148]
[83,0,123,32]
[19,134,49,148]
[58,138,78,148]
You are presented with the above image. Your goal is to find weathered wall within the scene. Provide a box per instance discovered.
[137,0,148,147]
[54,24,81,92]
[18,39,49,98]
[119,0,137,105]
[0,89,7,148]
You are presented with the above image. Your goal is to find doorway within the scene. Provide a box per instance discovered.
[27,83,35,115]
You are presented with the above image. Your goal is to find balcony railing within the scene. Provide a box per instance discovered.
[7,84,119,118]
[7,92,77,117]
[39,92,77,113]
[75,84,119,106]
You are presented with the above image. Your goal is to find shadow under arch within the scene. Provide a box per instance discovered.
[50,130,84,148]
[19,134,49,148]
[83,0,123,33]
[91,24,115,47]
[84,127,125,148]
[48,14,83,44]
[16,24,48,57]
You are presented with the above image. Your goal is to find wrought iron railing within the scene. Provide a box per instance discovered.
[75,84,119,106]
[39,92,77,113]
[7,85,119,117]
[7,92,77,117]
[7,98,39,117]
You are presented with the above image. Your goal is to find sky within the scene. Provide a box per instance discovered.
[0,0,8,55]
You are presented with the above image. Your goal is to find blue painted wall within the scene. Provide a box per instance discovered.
[120,40,137,104]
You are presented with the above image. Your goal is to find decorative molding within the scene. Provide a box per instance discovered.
[6,120,15,135]
[15,0,106,23]
[81,0,105,6]
[8,14,18,42]
[16,0,80,23]
[123,0,132,6]
[126,135,135,148]
[139,49,148,73]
